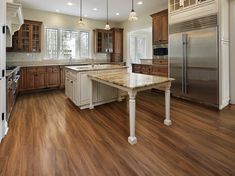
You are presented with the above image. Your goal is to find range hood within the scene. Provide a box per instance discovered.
[6,0,24,47]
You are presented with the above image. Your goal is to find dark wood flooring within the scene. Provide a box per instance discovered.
[0,90,235,176]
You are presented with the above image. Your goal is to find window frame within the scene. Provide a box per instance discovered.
[44,26,91,60]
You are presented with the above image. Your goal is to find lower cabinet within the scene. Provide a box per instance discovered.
[47,67,60,88]
[19,66,62,92]
[132,60,169,77]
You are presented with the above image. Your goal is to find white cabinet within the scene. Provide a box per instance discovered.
[65,67,127,109]
[65,70,77,105]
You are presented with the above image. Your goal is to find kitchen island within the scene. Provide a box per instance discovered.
[88,70,174,145]
[65,64,128,109]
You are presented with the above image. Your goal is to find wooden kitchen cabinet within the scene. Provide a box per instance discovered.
[111,28,123,62]
[94,29,113,53]
[19,66,61,92]
[7,20,42,52]
[94,28,123,62]
[47,66,60,88]
[151,10,168,44]
[132,59,168,77]
[60,66,65,89]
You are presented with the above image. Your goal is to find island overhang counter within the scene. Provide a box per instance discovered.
[88,70,175,145]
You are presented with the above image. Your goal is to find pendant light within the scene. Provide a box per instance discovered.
[78,0,85,26]
[104,0,111,30]
[128,0,138,21]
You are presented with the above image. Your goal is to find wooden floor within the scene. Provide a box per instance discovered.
[0,90,235,176]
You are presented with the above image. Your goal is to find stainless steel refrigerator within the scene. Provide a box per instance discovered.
[169,15,219,107]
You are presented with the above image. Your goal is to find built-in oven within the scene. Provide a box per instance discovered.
[153,44,168,59]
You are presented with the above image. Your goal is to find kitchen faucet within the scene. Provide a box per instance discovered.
[69,57,73,65]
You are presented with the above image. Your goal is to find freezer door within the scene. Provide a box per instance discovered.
[185,27,219,106]
[169,33,184,96]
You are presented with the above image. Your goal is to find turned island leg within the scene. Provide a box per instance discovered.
[164,85,172,126]
[89,79,94,110]
[128,91,137,145]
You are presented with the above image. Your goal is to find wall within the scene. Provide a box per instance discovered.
[119,4,167,65]
[6,8,120,65]
[230,0,235,104]
[0,0,7,142]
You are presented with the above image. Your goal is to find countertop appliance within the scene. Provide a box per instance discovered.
[169,15,219,107]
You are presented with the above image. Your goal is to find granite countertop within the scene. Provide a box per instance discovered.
[6,61,125,67]
[88,70,174,90]
[65,64,128,72]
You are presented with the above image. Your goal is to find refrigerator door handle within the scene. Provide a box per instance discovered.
[182,34,187,94]
[184,34,188,94]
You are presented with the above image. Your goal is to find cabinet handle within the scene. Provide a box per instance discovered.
[70,81,73,83]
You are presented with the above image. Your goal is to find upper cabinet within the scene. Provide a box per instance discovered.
[7,20,42,52]
[169,0,214,13]
[94,29,113,53]
[111,28,123,62]
[151,10,168,45]
[94,28,123,62]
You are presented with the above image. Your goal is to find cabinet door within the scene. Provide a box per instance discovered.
[98,83,117,101]
[80,72,91,105]
[153,16,161,44]
[161,14,168,44]
[19,67,28,91]
[26,68,37,89]
[60,67,65,89]
[35,72,47,89]
[65,77,74,101]
[47,67,60,88]
[31,23,41,52]
[20,23,31,52]
[114,30,122,54]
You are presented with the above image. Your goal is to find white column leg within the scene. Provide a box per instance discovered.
[164,87,172,126]
[89,79,94,109]
[128,91,137,145]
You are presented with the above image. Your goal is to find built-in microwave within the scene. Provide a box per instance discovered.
[153,48,168,56]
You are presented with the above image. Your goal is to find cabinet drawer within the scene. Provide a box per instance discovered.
[27,67,37,73]
[151,67,168,76]
[153,59,168,65]
[47,66,59,72]
[37,67,47,72]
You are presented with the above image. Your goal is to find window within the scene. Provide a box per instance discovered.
[129,35,146,63]
[45,28,90,60]
[80,31,89,58]
[46,28,59,59]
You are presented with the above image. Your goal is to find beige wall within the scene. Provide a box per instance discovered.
[119,5,167,65]
[230,0,235,104]
[6,8,120,64]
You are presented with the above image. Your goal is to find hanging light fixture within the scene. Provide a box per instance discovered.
[104,0,111,30]
[128,0,138,21]
[78,0,85,26]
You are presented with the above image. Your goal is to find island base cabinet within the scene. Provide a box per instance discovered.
[65,69,123,109]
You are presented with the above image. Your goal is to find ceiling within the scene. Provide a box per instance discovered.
[15,0,167,22]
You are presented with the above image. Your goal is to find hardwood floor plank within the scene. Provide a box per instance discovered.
[0,90,235,176]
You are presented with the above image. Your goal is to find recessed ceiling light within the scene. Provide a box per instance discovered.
[56,9,60,12]
[93,8,98,11]
[67,2,73,6]
[116,13,120,16]
[137,1,143,5]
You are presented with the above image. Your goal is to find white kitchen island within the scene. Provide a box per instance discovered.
[88,70,174,145]
[65,64,127,109]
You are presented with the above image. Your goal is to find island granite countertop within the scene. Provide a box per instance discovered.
[88,70,174,90]
[65,64,128,72]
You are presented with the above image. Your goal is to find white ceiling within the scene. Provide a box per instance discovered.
[15,0,167,22]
